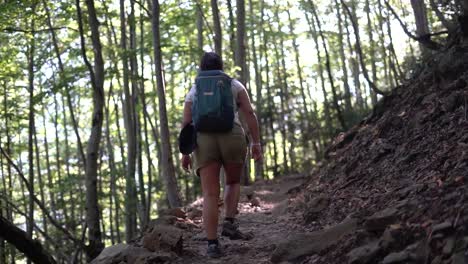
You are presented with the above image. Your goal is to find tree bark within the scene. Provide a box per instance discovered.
[249,0,264,180]
[211,0,222,57]
[333,0,353,113]
[196,4,204,56]
[27,16,36,264]
[43,0,87,167]
[341,0,387,96]
[130,1,147,230]
[365,0,378,106]
[120,0,138,242]
[227,0,236,63]
[308,0,348,130]
[151,0,182,208]
[76,0,106,259]
[304,8,334,141]
[410,0,431,55]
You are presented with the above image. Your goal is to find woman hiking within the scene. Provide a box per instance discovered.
[180,52,262,258]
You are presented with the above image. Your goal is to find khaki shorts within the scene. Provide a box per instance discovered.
[193,124,247,176]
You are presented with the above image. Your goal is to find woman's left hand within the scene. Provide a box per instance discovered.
[181,155,192,171]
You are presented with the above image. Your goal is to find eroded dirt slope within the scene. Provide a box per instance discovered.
[286,45,468,263]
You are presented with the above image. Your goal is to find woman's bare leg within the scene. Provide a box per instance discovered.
[199,162,222,240]
[223,163,243,218]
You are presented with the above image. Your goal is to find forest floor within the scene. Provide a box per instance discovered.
[175,174,308,264]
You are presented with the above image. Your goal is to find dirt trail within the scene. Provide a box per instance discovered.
[176,175,307,264]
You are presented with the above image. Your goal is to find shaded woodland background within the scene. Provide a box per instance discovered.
[0,0,462,262]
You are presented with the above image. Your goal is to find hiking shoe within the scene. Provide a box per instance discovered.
[206,243,223,258]
[221,220,254,240]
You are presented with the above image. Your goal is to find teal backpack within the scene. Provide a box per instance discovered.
[192,70,234,133]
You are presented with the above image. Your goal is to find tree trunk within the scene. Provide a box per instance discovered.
[341,0,386,96]
[119,0,138,242]
[104,85,117,245]
[151,0,182,208]
[304,10,334,141]
[60,92,72,230]
[34,123,47,237]
[333,0,353,114]
[196,4,204,56]
[211,0,222,56]
[249,0,264,180]
[287,8,309,163]
[77,0,106,259]
[309,0,348,131]
[410,0,431,55]
[27,16,36,258]
[130,1,147,230]
[43,0,87,168]
[365,0,378,106]
[227,0,236,63]
[260,1,277,176]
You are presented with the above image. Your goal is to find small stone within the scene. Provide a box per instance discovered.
[443,237,456,255]
[271,218,358,263]
[451,251,466,264]
[251,196,261,207]
[382,251,410,264]
[346,240,380,264]
[365,208,399,232]
[432,221,453,234]
[90,244,128,264]
[186,208,202,219]
[142,225,183,254]
[431,256,442,264]
[160,207,186,219]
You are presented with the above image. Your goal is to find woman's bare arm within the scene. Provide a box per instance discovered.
[237,89,260,144]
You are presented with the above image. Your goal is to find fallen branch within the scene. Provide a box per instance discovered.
[0,215,57,264]
[0,194,68,261]
[0,146,81,245]
[1,26,77,33]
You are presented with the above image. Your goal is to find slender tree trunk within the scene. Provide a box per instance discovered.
[275,4,298,170]
[211,0,222,57]
[0,136,5,264]
[261,2,278,175]
[196,4,204,56]
[287,8,309,161]
[249,0,264,180]
[41,104,56,222]
[120,0,138,241]
[52,94,64,227]
[227,0,236,63]
[34,123,47,237]
[27,17,36,262]
[76,0,106,259]
[267,17,289,174]
[304,10,334,141]
[104,87,117,245]
[151,0,182,208]
[129,1,147,230]
[309,0,347,130]
[365,0,378,106]
[341,0,386,96]
[43,0,87,167]
[333,0,353,114]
